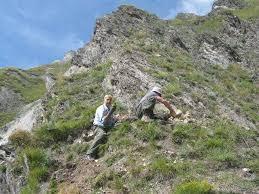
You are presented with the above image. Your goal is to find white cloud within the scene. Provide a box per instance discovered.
[165,0,214,19]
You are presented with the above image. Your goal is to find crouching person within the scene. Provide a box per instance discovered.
[85,95,117,160]
[136,87,182,122]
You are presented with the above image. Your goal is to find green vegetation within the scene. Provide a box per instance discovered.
[196,16,224,33]
[18,147,49,194]
[0,112,16,128]
[35,61,112,145]
[173,180,214,194]
[169,15,225,34]
[0,68,46,103]
[93,170,125,192]
[232,0,259,21]
[133,121,165,142]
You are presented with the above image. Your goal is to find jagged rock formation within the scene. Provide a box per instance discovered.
[212,0,246,10]
[68,2,258,129]
[0,87,24,113]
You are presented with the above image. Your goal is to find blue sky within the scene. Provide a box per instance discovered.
[0,0,214,69]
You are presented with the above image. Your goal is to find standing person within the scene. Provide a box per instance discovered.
[136,87,182,121]
[85,95,117,160]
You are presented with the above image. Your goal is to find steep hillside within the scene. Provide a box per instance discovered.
[0,68,46,127]
[0,0,258,193]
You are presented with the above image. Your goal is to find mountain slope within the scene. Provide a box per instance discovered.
[0,0,258,193]
[0,68,46,127]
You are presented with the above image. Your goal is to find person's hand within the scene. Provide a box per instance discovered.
[110,103,117,113]
[170,109,182,118]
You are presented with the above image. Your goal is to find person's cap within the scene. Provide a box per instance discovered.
[151,86,162,95]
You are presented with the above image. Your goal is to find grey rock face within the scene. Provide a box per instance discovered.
[103,53,158,111]
[197,33,241,68]
[0,87,24,112]
[212,0,246,10]
[0,99,44,145]
[71,5,162,69]
[63,50,76,62]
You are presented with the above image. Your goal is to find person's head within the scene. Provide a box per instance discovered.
[104,95,113,107]
[151,86,162,96]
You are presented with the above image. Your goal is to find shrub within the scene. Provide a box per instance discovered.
[174,180,214,194]
[9,130,34,147]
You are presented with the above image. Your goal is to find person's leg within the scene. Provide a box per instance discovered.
[141,109,155,122]
[86,127,107,158]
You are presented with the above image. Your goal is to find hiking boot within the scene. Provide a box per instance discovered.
[175,109,182,118]
[84,154,95,161]
[141,115,153,122]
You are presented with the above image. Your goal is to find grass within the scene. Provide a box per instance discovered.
[232,0,259,21]
[18,147,50,194]
[93,170,125,191]
[34,105,96,145]
[0,68,46,103]
[133,120,165,142]
[195,16,224,34]
[173,180,214,194]
[175,120,258,170]
[0,111,16,128]
[35,61,113,145]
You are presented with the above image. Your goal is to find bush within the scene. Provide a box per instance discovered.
[9,130,34,147]
[174,180,214,194]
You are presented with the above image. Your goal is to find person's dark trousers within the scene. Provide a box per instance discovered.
[86,126,107,158]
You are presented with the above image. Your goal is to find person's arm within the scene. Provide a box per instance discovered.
[155,96,178,117]
[102,104,117,125]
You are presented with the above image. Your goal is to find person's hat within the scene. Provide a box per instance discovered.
[151,86,162,95]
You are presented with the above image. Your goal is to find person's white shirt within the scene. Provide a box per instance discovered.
[93,104,115,127]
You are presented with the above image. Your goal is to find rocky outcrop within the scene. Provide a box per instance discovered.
[212,0,246,10]
[71,5,164,69]
[0,87,24,112]
[0,99,44,145]
[104,53,158,110]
